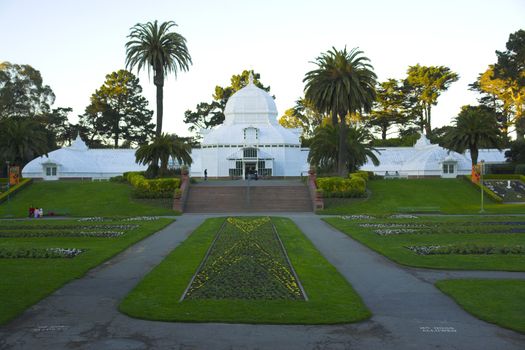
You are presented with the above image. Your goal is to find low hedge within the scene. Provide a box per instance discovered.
[317,176,366,198]
[462,176,503,203]
[124,172,180,198]
[0,178,32,204]
[484,174,525,181]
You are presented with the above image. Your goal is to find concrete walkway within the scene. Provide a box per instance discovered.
[0,214,524,349]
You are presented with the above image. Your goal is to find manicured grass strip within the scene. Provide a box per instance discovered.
[120,217,370,324]
[0,180,177,218]
[320,179,525,215]
[0,218,173,324]
[324,217,525,271]
[436,279,525,334]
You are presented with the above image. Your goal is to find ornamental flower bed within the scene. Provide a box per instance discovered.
[123,216,160,221]
[406,244,525,255]
[358,222,525,236]
[340,215,375,220]
[484,180,525,202]
[0,230,124,238]
[183,217,306,301]
[0,224,138,231]
[388,214,419,219]
[0,247,84,259]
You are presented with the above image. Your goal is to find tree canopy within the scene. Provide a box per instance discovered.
[404,64,459,135]
[366,79,411,140]
[278,98,325,141]
[0,62,55,119]
[493,29,525,139]
[0,62,74,169]
[79,70,155,148]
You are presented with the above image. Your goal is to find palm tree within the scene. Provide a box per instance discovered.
[304,47,377,177]
[307,124,339,173]
[0,118,50,168]
[346,127,380,172]
[135,133,192,177]
[125,20,192,136]
[308,124,379,173]
[444,105,503,177]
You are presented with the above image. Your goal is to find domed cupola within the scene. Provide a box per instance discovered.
[223,73,278,125]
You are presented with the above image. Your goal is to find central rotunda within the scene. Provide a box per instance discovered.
[189,74,310,179]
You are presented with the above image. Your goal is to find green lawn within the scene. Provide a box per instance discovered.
[0,218,173,324]
[120,217,371,324]
[320,179,525,215]
[0,180,177,218]
[325,216,525,271]
[436,279,525,334]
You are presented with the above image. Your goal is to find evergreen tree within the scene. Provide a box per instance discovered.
[79,70,155,148]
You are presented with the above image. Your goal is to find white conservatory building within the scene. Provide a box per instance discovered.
[22,135,146,180]
[188,74,310,179]
[361,133,507,178]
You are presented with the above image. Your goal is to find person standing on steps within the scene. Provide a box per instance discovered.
[204,169,207,181]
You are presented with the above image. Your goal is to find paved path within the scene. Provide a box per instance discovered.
[0,214,524,350]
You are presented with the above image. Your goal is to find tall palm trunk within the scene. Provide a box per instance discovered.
[154,68,164,136]
[338,121,349,177]
[470,146,479,167]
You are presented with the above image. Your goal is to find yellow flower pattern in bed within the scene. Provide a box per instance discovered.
[184,217,305,300]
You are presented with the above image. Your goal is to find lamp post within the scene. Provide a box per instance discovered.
[480,160,485,214]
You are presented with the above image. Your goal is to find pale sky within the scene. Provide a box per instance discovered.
[1,0,524,137]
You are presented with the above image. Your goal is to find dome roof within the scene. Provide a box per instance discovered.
[223,73,278,125]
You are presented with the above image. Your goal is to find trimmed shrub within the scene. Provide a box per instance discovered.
[515,164,525,175]
[317,177,366,198]
[349,171,369,182]
[486,163,515,174]
[125,172,180,198]
[485,174,525,182]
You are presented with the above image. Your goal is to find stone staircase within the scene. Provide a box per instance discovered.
[184,184,312,213]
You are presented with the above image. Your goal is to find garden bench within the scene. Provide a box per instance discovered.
[397,206,441,213]
[384,172,409,179]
